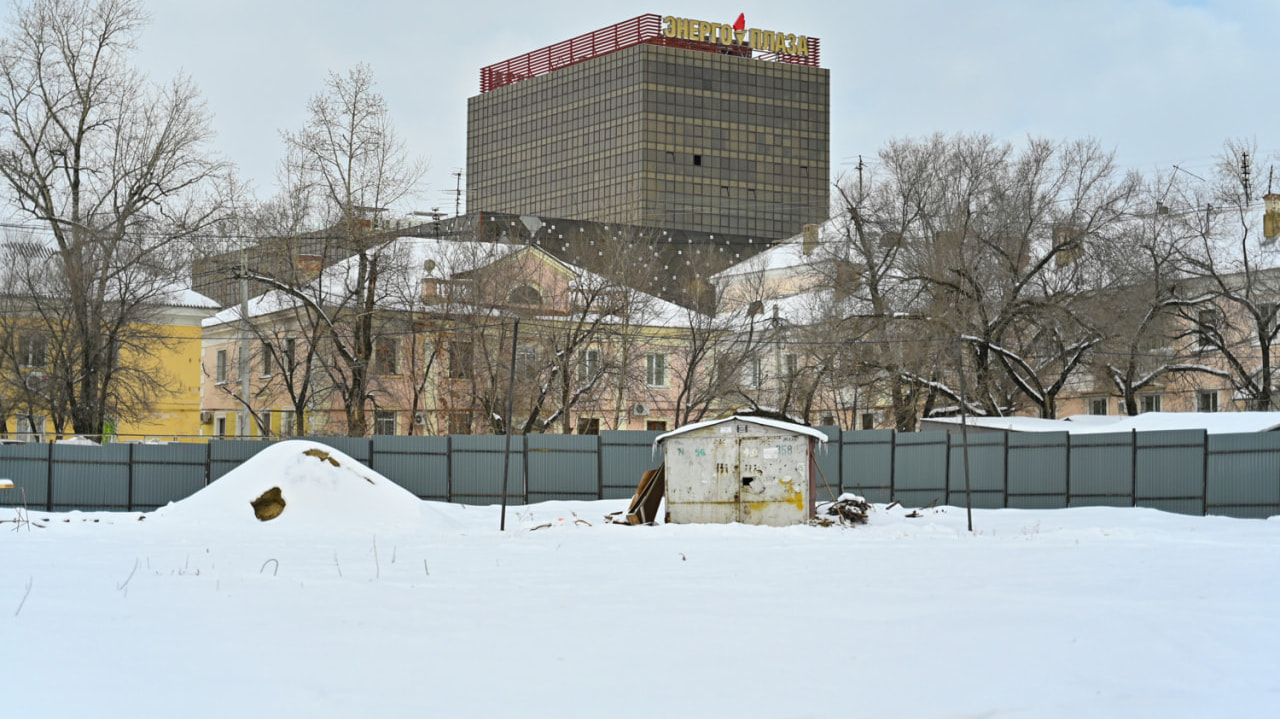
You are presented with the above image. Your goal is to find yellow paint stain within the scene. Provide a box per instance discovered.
[744,481,806,514]
[779,479,806,511]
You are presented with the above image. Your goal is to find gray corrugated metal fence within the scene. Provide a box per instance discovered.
[841,428,1280,519]
[0,431,666,512]
[3,428,1279,519]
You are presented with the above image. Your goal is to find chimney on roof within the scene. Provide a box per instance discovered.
[295,254,322,280]
[1265,194,1280,242]
[802,224,819,255]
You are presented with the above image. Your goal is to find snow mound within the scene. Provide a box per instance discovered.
[151,440,426,530]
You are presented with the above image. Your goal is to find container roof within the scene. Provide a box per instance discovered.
[655,415,830,445]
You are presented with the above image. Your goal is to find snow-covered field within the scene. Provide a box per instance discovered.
[3,440,1277,718]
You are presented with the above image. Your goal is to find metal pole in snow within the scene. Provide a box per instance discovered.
[957,339,974,532]
[499,317,520,531]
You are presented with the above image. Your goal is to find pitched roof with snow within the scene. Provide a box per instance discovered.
[655,415,830,445]
[203,236,701,329]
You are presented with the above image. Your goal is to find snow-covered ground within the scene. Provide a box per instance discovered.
[2,440,1277,718]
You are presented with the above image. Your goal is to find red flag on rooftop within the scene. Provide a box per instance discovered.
[733,13,746,31]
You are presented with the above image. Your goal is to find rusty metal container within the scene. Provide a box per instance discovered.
[656,416,827,526]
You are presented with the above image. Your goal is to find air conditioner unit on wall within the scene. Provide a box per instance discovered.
[413,412,427,426]
[199,411,213,424]
[631,403,649,417]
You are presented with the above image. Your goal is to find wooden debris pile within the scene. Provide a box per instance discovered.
[812,493,870,527]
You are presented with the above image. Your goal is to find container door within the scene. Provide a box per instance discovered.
[666,436,740,524]
[738,436,808,526]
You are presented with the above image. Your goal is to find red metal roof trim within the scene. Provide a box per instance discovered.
[479,14,821,93]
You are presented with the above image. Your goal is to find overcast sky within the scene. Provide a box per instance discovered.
[10,0,1279,214]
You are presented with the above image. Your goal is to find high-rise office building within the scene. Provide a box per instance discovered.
[466,14,829,241]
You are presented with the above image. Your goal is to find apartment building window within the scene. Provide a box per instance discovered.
[447,411,472,435]
[15,413,44,442]
[784,353,798,377]
[280,410,297,437]
[214,414,228,437]
[576,417,600,435]
[373,337,398,376]
[516,346,539,380]
[578,348,600,383]
[260,342,273,377]
[448,341,473,379]
[1262,302,1278,332]
[508,284,542,306]
[861,413,875,430]
[645,353,667,387]
[1140,394,1162,413]
[749,356,764,388]
[373,410,397,435]
[18,333,46,368]
[646,420,667,431]
[215,349,228,384]
[1089,398,1109,416]
[1197,309,1220,350]
[284,338,297,372]
[254,410,272,437]
[1197,390,1219,413]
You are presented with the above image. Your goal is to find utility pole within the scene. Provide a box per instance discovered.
[500,317,520,531]
[1242,151,1253,202]
[239,238,251,437]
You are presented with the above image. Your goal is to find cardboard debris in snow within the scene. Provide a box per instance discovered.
[607,466,665,525]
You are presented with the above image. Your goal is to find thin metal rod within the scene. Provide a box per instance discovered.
[239,241,251,437]
[499,318,520,531]
[957,339,974,532]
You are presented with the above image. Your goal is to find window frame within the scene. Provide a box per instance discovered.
[1196,390,1219,413]
[18,333,47,369]
[373,410,397,436]
[578,347,601,383]
[280,409,297,437]
[373,336,399,376]
[448,340,474,379]
[645,353,667,388]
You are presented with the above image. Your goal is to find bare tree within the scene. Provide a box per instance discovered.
[823,160,941,430]
[1084,171,1228,415]
[1172,138,1280,410]
[0,0,224,438]
[668,281,769,427]
[520,235,665,434]
[257,64,424,436]
[860,135,1139,419]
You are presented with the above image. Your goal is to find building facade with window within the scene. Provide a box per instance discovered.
[3,290,217,441]
[197,238,697,437]
[466,14,829,241]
